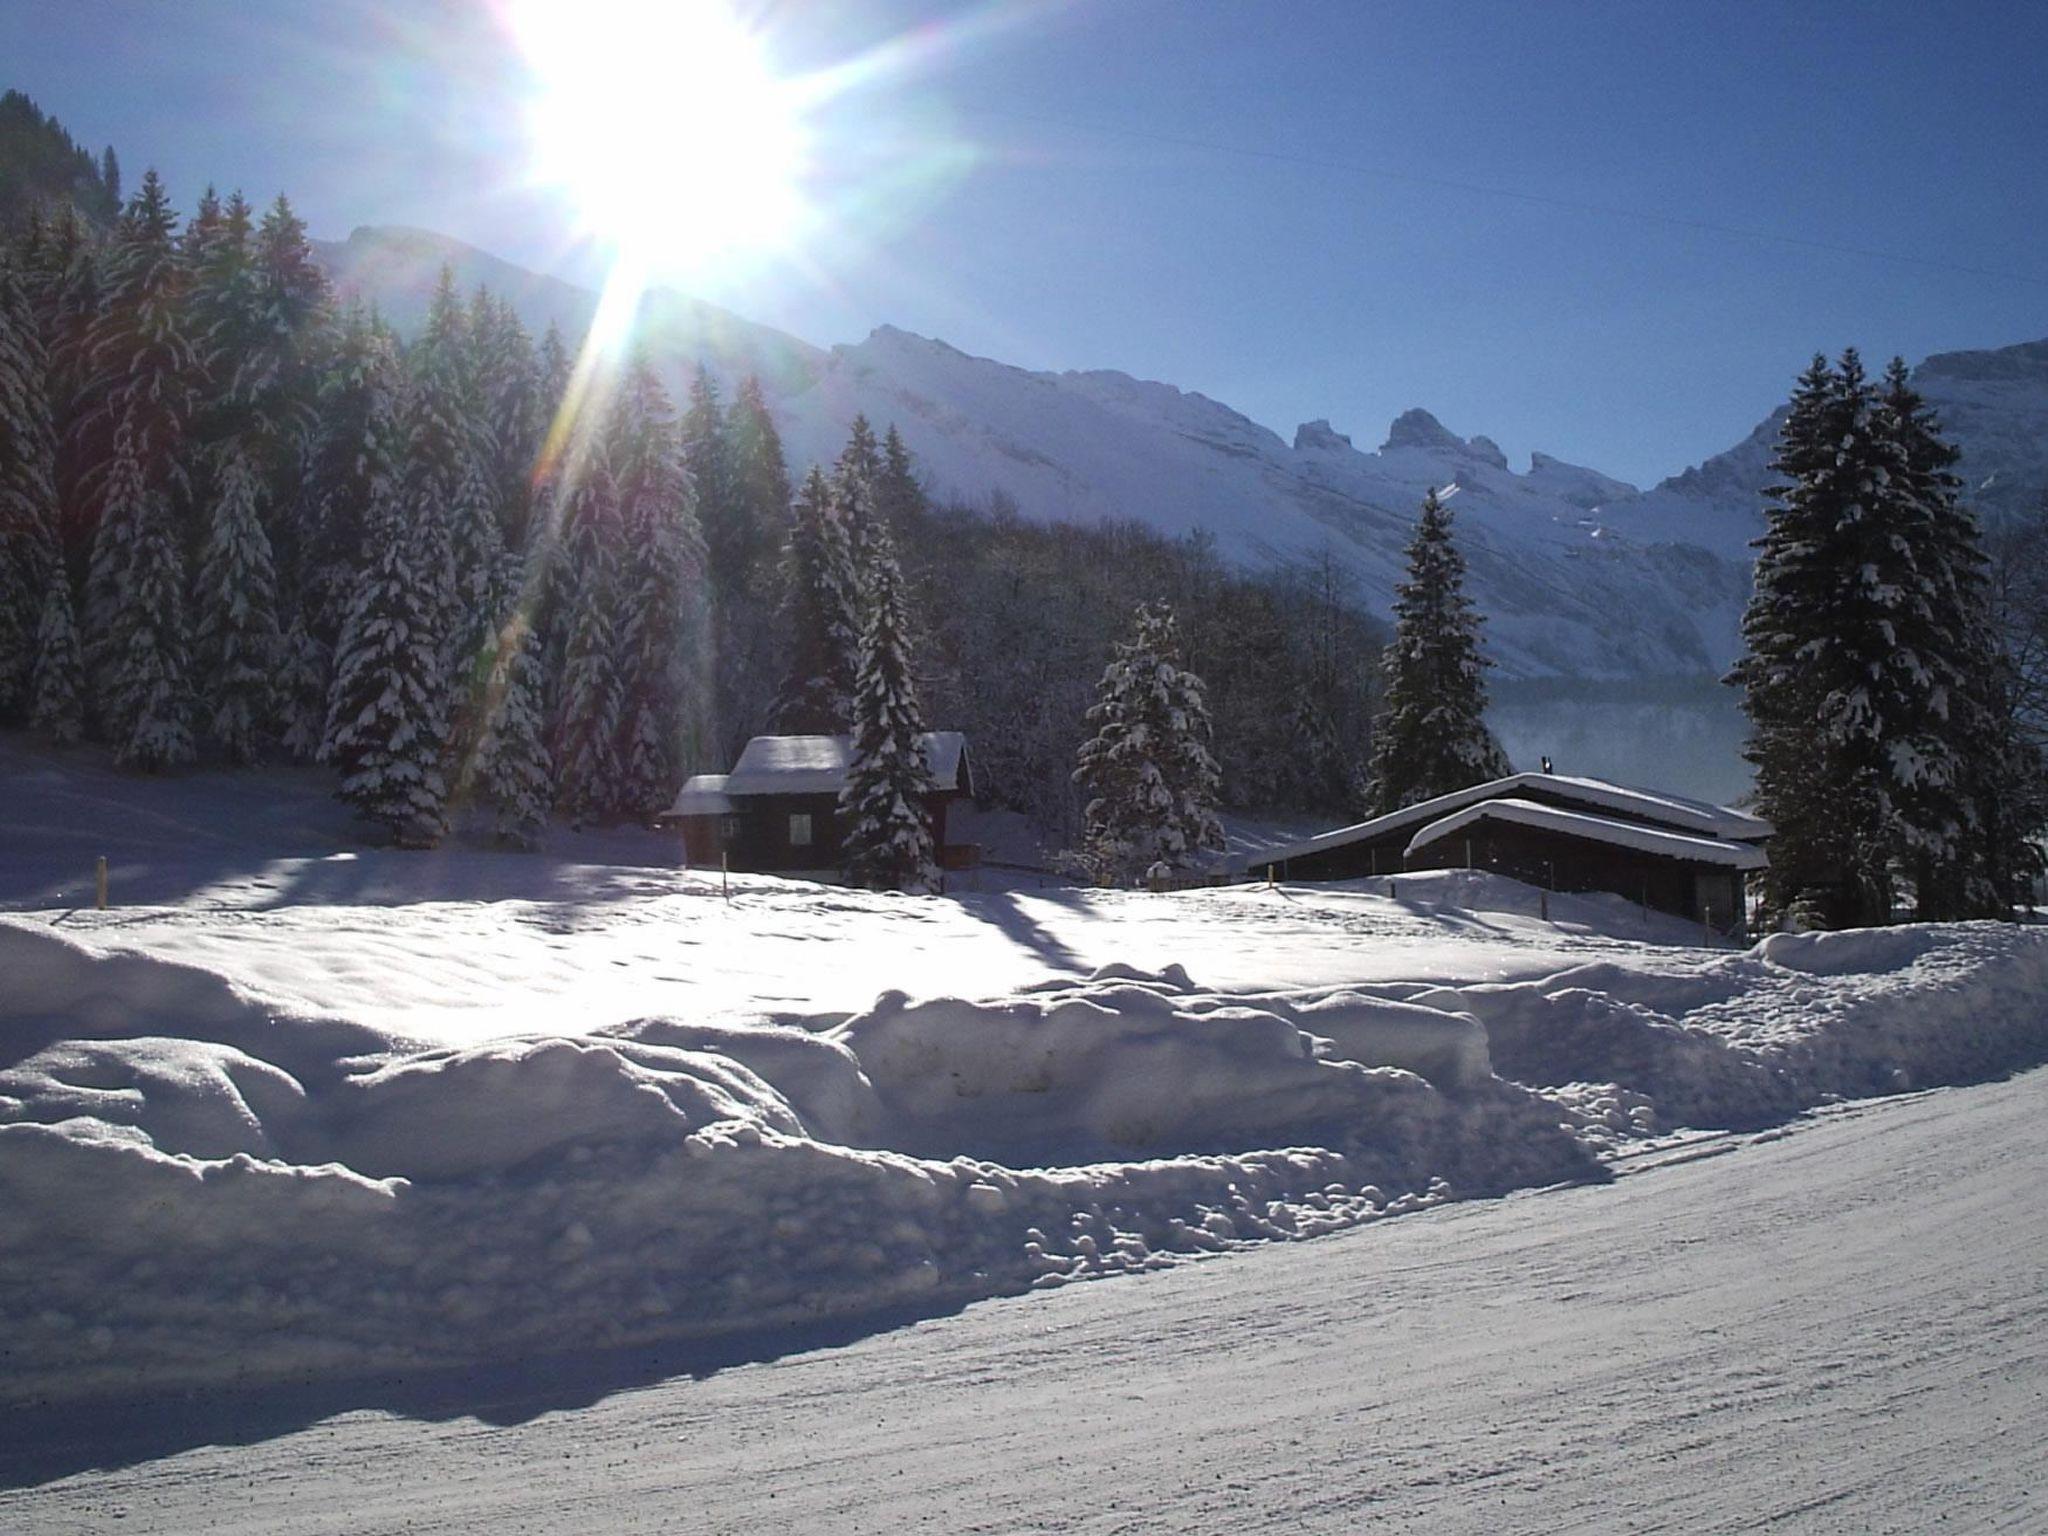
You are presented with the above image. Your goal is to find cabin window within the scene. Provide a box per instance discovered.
[788,813,814,849]
[719,814,742,846]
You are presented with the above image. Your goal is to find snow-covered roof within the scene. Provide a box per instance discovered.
[718,732,971,798]
[1240,772,1768,871]
[666,775,734,816]
[1405,798,1770,871]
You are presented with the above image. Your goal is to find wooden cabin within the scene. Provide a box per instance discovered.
[660,732,978,875]
[1239,773,1769,931]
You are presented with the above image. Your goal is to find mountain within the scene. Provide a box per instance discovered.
[1600,339,2048,560]
[313,226,2044,696]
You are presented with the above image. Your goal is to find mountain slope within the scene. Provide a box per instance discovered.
[314,227,2043,688]
[1602,337,2048,558]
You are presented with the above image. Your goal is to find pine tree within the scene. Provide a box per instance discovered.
[323,484,449,845]
[37,206,107,563]
[189,442,281,762]
[1871,356,2042,917]
[771,464,859,732]
[550,452,625,825]
[682,365,735,594]
[75,170,196,524]
[1364,488,1509,814]
[240,195,332,519]
[835,414,882,558]
[713,374,793,752]
[442,449,509,766]
[275,614,329,761]
[28,578,85,743]
[1731,356,1846,923]
[840,521,940,891]
[876,423,924,528]
[301,304,403,650]
[0,252,62,716]
[87,414,194,770]
[610,354,699,817]
[1072,601,1224,885]
[468,288,542,547]
[473,616,553,847]
[99,147,121,209]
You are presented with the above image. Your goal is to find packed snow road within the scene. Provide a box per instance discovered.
[9,1065,2043,1534]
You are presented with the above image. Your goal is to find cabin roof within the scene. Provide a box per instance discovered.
[668,731,972,809]
[667,774,734,816]
[1239,771,1768,872]
[1406,797,1770,871]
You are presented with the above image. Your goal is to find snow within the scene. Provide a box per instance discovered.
[15,1067,2037,1530]
[3,737,2046,1422]
[1404,796,1771,870]
[666,773,734,815]
[712,730,969,798]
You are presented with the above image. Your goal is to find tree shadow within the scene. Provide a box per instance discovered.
[950,887,1091,973]
[0,1294,982,1490]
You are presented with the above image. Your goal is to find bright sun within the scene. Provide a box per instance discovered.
[511,0,810,275]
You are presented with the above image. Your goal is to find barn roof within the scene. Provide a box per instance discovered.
[1238,772,1768,873]
[708,732,972,799]
[1406,797,1770,871]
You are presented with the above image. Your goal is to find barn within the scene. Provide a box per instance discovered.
[659,732,978,875]
[1239,773,1769,932]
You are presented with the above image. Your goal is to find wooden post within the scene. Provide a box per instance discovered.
[1540,889,1549,922]
[95,856,108,911]
[721,851,730,901]
[1266,864,1276,888]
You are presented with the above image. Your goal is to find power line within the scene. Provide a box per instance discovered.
[971,108,2048,292]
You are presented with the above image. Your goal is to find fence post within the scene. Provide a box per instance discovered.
[721,851,729,901]
[95,856,108,911]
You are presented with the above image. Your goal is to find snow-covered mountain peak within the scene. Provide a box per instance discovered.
[1381,406,1466,456]
[1293,418,1354,453]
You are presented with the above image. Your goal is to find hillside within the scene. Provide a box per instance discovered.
[314,227,1750,683]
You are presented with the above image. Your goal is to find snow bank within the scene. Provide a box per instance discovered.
[0,924,1592,1407]
[1430,922,2048,1136]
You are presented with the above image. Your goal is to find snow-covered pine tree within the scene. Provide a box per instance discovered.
[770,464,859,733]
[467,287,542,548]
[75,170,196,534]
[1363,488,1510,815]
[274,613,329,761]
[835,414,881,558]
[0,252,63,717]
[840,520,940,891]
[1730,355,1849,925]
[610,354,699,818]
[400,266,476,659]
[714,375,792,754]
[189,442,281,762]
[301,303,404,652]
[33,205,106,562]
[682,365,735,595]
[472,615,553,847]
[88,413,194,770]
[1071,600,1224,886]
[182,187,260,446]
[441,448,509,768]
[549,452,625,825]
[28,577,85,743]
[322,482,449,845]
[1872,355,2043,917]
[876,423,924,527]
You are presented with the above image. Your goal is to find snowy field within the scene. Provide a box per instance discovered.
[4,732,2048,1522]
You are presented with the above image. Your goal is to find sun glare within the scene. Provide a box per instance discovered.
[511,0,810,276]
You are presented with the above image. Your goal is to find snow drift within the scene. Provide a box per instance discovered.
[0,921,1586,1407]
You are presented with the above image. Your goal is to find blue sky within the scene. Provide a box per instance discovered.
[6,0,2044,485]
